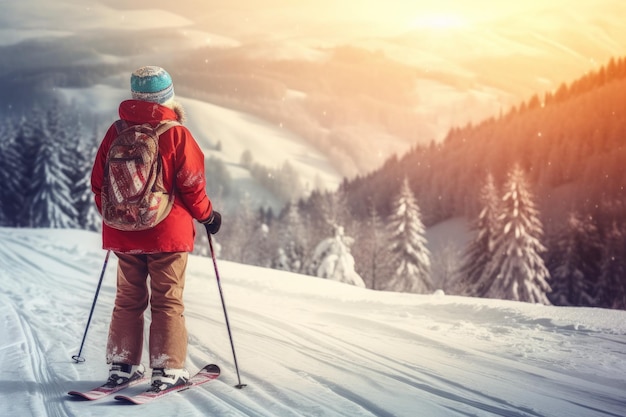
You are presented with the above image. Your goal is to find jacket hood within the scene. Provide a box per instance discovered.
[119,99,186,124]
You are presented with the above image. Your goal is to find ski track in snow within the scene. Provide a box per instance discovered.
[1,297,69,417]
[1,228,626,417]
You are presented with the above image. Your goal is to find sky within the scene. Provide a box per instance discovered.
[1,227,625,416]
[6,0,626,69]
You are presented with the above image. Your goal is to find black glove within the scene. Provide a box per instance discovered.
[201,211,221,235]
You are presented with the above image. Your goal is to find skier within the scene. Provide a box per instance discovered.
[91,66,221,393]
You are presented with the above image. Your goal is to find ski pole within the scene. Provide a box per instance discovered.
[72,250,111,363]
[207,233,247,389]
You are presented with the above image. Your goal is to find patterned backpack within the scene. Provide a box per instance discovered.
[101,120,179,231]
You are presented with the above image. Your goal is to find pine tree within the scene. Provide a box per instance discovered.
[309,225,365,287]
[26,108,79,228]
[482,165,551,304]
[3,116,36,226]
[384,177,432,293]
[458,172,501,295]
[547,212,600,306]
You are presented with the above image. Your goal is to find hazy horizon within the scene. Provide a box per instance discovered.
[3,0,626,178]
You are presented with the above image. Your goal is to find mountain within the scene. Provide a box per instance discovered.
[1,227,625,416]
[4,0,626,182]
[340,57,626,227]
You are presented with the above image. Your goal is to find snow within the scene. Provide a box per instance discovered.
[1,227,625,416]
[180,96,342,192]
[310,226,365,287]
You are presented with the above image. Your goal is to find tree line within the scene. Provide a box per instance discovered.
[200,162,558,306]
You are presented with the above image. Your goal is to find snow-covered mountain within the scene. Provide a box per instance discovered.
[1,227,625,416]
[5,0,626,186]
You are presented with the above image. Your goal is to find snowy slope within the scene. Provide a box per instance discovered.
[181,95,342,191]
[59,86,343,209]
[1,227,625,417]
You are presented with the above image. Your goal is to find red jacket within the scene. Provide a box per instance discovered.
[91,100,212,253]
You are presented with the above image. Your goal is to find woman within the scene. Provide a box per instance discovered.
[91,66,221,392]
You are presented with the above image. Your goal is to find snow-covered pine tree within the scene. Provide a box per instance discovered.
[547,212,600,306]
[3,116,36,226]
[458,172,501,296]
[26,108,79,228]
[309,225,365,287]
[482,164,551,304]
[384,177,432,293]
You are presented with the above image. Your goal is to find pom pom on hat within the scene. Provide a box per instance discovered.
[130,66,174,104]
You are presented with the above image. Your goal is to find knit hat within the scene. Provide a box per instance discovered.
[130,66,175,104]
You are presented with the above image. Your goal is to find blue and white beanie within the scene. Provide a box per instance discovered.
[130,66,175,104]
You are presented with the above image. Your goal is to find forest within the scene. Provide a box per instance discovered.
[338,56,626,309]
[0,57,624,310]
[0,103,99,230]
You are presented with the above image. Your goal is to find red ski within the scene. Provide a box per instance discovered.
[114,364,220,405]
[68,375,147,401]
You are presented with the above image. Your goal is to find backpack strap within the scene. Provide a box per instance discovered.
[113,119,128,134]
[155,120,181,136]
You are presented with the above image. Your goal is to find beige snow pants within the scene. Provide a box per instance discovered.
[106,252,188,369]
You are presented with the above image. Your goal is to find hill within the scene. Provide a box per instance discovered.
[342,57,626,224]
[1,227,625,416]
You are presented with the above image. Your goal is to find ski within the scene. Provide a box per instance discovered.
[68,376,147,401]
[114,364,220,405]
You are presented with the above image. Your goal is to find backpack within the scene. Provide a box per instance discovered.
[101,120,180,231]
